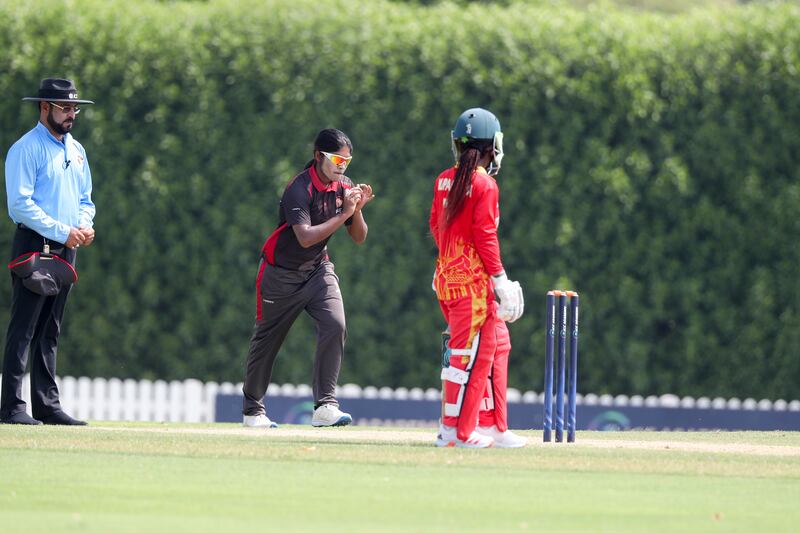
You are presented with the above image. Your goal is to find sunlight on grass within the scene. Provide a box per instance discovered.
[0,424,798,532]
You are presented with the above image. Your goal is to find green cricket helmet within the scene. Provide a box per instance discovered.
[451,107,504,175]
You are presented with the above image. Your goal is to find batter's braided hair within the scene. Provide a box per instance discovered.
[444,138,493,227]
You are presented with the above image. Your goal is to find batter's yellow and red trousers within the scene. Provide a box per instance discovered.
[439,294,511,442]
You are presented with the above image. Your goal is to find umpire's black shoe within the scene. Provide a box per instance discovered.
[37,411,88,426]
[0,411,43,425]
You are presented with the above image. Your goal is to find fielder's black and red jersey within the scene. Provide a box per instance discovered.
[261,165,354,271]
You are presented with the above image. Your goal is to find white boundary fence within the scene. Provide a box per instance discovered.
[2,374,798,423]
[2,375,241,423]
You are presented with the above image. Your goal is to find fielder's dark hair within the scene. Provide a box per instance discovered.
[444,138,493,227]
[304,128,353,169]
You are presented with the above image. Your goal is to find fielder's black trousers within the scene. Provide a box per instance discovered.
[242,260,346,416]
[0,227,76,420]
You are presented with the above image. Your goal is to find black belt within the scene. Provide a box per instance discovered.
[16,224,66,253]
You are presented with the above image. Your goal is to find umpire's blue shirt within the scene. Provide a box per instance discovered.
[5,121,95,244]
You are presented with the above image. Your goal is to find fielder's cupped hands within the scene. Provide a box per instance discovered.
[355,183,374,210]
[343,187,362,215]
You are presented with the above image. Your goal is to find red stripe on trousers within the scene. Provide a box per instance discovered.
[255,260,268,321]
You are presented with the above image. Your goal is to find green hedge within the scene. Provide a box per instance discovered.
[0,0,798,400]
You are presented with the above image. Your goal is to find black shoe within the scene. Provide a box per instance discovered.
[0,411,43,425]
[37,411,88,426]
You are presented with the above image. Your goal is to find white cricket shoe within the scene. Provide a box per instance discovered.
[311,404,352,427]
[435,422,456,447]
[243,414,278,428]
[476,425,527,448]
[435,423,494,448]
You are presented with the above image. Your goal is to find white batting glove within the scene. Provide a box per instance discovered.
[492,272,524,323]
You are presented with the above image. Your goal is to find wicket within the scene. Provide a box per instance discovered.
[543,290,580,443]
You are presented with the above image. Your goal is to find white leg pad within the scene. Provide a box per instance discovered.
[444,403,461,417]
[442,333,481,419]
[441,366,469,384]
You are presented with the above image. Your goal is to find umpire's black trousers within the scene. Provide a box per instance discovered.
[1,226,76,420]
[242,260,346,416]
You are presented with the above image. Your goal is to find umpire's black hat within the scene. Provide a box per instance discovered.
[8,252,78,296]
[22,78,94,105]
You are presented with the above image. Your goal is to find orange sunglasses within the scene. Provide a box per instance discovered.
[321,151,352,168]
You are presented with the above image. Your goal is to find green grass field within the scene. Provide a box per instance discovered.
[1,424,798,532]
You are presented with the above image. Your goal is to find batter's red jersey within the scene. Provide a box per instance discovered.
[430,166,505,301]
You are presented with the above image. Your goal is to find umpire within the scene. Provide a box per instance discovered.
[0,78,96,425]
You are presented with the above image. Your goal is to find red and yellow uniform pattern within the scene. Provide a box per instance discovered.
[430,166,510,441]
[430,166,504,344]
[430,166,504,301]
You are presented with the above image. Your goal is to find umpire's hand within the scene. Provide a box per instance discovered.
[65,227,87,249]
[79,226,95,247]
